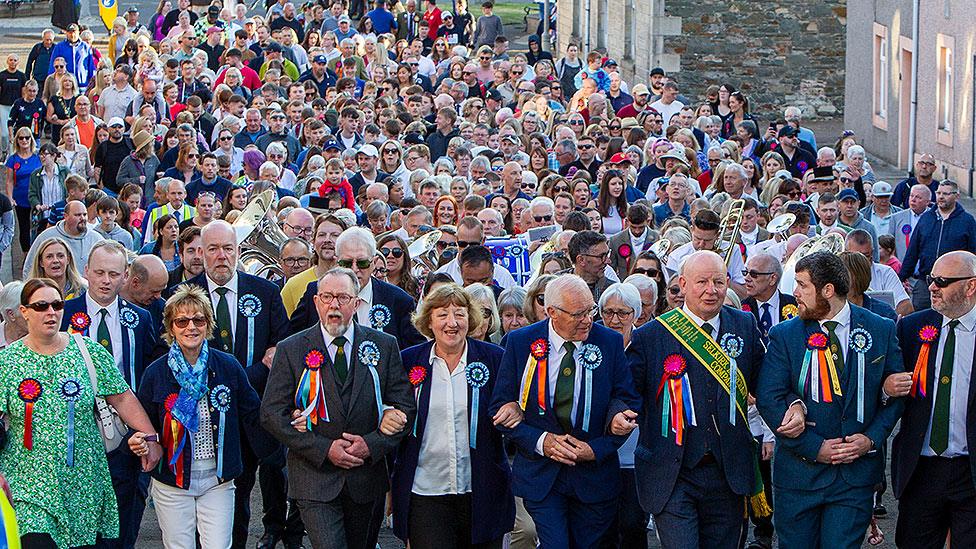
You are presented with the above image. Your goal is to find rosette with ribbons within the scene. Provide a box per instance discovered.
[358,340,385,427]
[162,393,188,487]
[59,378,83,466]
[119,307,140,390]
[911,325,939,397]
[519,339,549,413]
[368,304,391,330]
[720,334,744,426]
[901,223,912,250]
[579,344,602,432]
[18,379,42,450]
[618,244,632,270]
[850,328,873,423]
[656,355,696,445]
[69,311,91,334]
[799,332,842,403]
[408,365,427,436]
[210,385,231,478]
[465,362,489,448]
[239,294,262,367]
[781,304,798,320]
[296,350,329,430]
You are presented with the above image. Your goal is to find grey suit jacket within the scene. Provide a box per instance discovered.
[607,228,659,281]
[260,323,416,504]
[886,208,917,263]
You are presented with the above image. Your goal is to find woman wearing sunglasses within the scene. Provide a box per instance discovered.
[134,285,268,549]
[377,234,420,301]
[629,250,668,316]
[0,277,158,548]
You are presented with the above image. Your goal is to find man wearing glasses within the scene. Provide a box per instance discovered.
[900,180,976,310]
[434,216,517,288]
[278,237,314,285]
[569,230,615,303]
[892,153,939,210]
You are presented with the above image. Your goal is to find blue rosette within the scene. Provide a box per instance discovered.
[239,294,262,367]
[465,362,490,449]
[59,378,83,467]
[368,304,391,330]
[119,307,140,390]
[358,341,384,424]
[720,333,744,426]
[209,384,232,478]
[850,328,873,424]
[578,344,602,432]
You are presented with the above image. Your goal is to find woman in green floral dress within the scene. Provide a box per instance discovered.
[0,278,161,548]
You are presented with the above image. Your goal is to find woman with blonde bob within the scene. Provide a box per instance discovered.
[392,284,515,548]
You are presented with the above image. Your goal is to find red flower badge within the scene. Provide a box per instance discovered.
[663,354,687,379]
[807,332,828,350]
[409,366,427,386]
[530,339,548,359]
[742,303,752,313]
[305,350,324,370]
[618,244,632,258]
[164,393,179,412]
[69,311,91,333]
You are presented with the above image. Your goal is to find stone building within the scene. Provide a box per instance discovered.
[844,0,975,193]
[555,0,847,119]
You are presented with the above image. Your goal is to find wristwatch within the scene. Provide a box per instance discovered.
[144,434,159,443]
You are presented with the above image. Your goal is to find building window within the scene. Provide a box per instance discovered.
[937,33,954,144]
[872,23,888,129]
[597,0,608,50]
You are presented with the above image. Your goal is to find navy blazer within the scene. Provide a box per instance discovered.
[757,304,905,492]
[182,272,289,395]
[742,292,798,325]
[488,320,640,504]
[289,277,425,349]
[392,339,515,544]
[626,306,764,515]
[61,294,158,392]
[137,348,275,488]
[892,309,976,497]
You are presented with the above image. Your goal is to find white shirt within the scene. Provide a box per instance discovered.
[922,304,976,457]
[322,321,355,369]
[412,344,472,495]
[534,323,584,455]
[648,99,684,129]
[629,227,649,254]
[682,304,721,339]
[756,291,782,328]
[206,272,239,337]
[356,279,374,326]
[666,242,746,284]
[434,257,517,289]
[818,301,852,365]
[870,262,910,309]
[86,293,123,372]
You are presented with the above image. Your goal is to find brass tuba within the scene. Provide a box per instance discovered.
[782,232,846,273]
[715,199,745,266]
[408,229,443,283]
[233,189,288,280]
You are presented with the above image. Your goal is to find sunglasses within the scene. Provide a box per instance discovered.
[534,215,553,223]
[219,135,232,141]
[839,177,853,184]
[25,300,64,312]
[435,240,456,250]
[742,270,774,278]
[668,286,682,296]
[173,315,208,328]
[534,294,545,306]
[553,185,570,193]
[927,275,976,288]
[569,120,584,126]
[457,240,480,249]
[632,267,660,278]
[337,258,373,270]
[380,247,404,258]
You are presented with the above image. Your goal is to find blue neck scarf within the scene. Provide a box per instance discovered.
[167,340,210,432]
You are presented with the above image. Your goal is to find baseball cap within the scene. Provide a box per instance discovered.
[108,117,125,128]
[603,58,617,68]
[338,14,351,23]
[774,169,794,181]
[126,6,139,13]
[838,188,859,202]
[631,83,650,96]
[357,144,379,158]
[501,134,520,144]
[485,88,502,102]
[608,152,630,164]
[269,110,287,119]
[778,125,799,138]
[66,23,79,32]
[312,54,328,64]
[323,138,340,151]
[442,12,453,18]
[649,67,665,77]
[403,132,425,145]
[871,181,893,197]
[265,41,284,53]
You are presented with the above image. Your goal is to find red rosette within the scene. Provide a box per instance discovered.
[305,350,324,370]
[618,244,632,258]
[164,393,179,412]
[409,366,427,386]
[742,303,752,313]
[18,378,41,403]
[663,354,687,379]
[919,325,939,343]
[530,339,548,359]
[70,311,91,332]
[807,332,828,350]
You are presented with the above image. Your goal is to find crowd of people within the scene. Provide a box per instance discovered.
[0,0,973,548]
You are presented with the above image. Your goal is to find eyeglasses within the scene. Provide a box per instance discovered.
[383,149,399,154]
[457,240,480,249]
[337,258,373,270]
[632,267,660,278]
[927,275,976,288]
[742,270,774,279]
[173,315,208,328]
[317,292,357,305]
[602,308,634,320]
[25,300,64,312]
[534,215,553,223]
[282,256,311,266]
[284,223,313,236]
[435,240,456,250]
[187,153,199,158]
[552,304,598,322]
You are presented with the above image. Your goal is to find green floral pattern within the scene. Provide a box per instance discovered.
[0,336,130,547]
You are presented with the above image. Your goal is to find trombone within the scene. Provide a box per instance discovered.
[715,199,745,266]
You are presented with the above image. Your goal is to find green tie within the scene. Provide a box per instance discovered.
[824,321,844,373]
[215,287,233,353]
[96,308,112,355]
[702,321,714,339]
[554,341,576,433]
[930,320,959,455]
[333,336,349,384]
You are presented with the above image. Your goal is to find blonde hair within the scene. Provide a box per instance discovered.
[411,284,483,340]
[28,237,87,298]
[162,285,216,345]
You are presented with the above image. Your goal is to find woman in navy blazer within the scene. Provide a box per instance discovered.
[133,285,273,549]
[391,284,515,548]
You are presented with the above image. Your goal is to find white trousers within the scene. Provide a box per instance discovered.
[151,466,236,549]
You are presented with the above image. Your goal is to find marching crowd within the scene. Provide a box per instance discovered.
[0,0,974,548]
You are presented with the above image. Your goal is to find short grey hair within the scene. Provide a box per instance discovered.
[544,274,590,309]
[817,147,836,161]
[624,274,658,305]
[155,177,174,194]
[530,196,555,214]
[847,145,865,158]
[320,266,360,294]
[470,156,491,172]
[749,252,783,278]
[336,226,377,257]
[0,281,24,317]
[724,163,748,181]
[266,142,287,157]
[784,106,802,121]
[259,161,280,177]
[466,283,500,334]
[497,286,527,313]
[599,282,642,319]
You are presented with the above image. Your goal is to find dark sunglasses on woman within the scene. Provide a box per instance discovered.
[25,300,64,312]
[380,247,404,258]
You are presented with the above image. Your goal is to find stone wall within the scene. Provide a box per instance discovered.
[662,1,847,119]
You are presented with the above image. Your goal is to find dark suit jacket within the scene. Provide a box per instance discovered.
[61,294,157,391]
[290,277,425,348]
[892,309,976,497]
[626,306,763,514]
[488,320,640,504]
[182,272,289,395]
[260,324,416,503]
[607,229,658,281]
[395,11,422,41]
[392,339,514,544]
[742,292,798,338]
[757,304,905,492]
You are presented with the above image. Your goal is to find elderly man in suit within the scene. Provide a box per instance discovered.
[62,240,157,549]
[261,268,416,549]
[627,250,769,548]
[181,220,292,549]
[887,183,932,264]
[757,251,905,549]
[887,250,976,547]
[396,0,422,41]
[489,274,641,548]
[742,252,798,344]
[290,227,426,347]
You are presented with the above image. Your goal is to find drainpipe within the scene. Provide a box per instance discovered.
[907,0,920,175]
[542,0,550,51]
[585,0,591,52]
